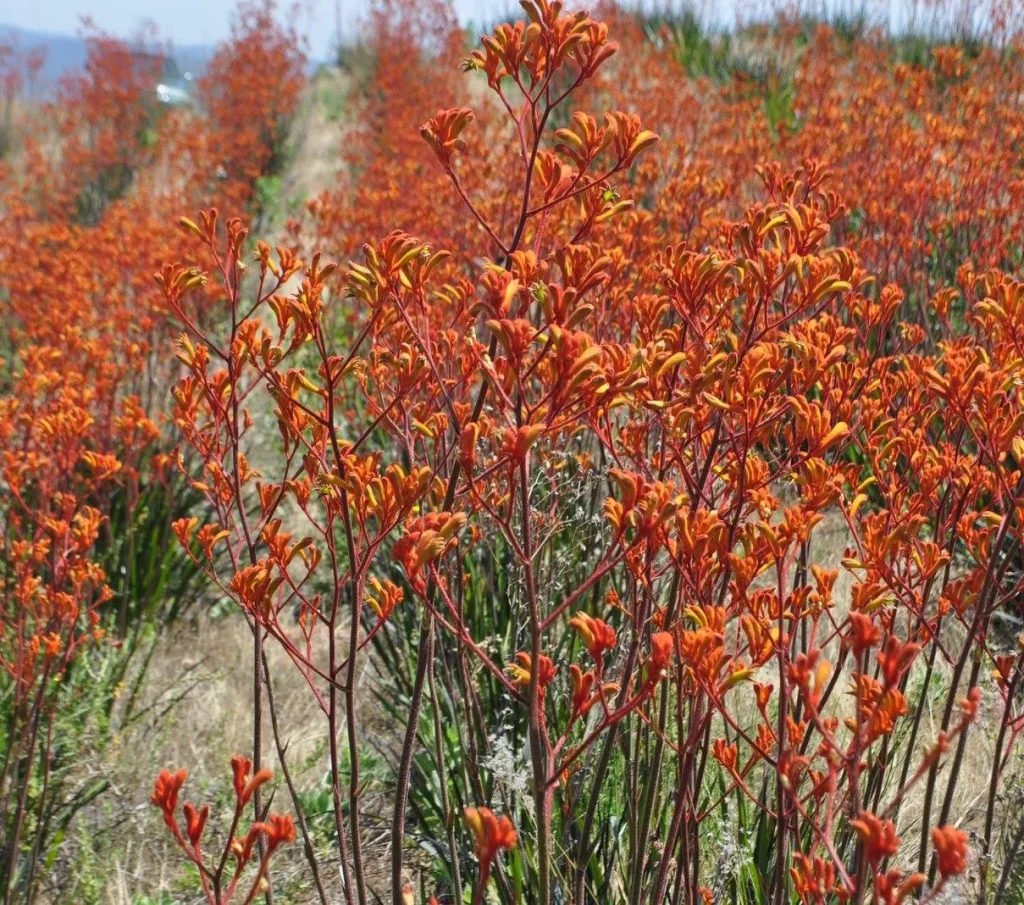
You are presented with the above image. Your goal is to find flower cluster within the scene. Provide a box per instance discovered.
[159,0,1024,898]
[150,758,295,904]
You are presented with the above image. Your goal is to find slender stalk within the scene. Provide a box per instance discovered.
[979,654,1020,902]
[262,651,330,905]
[918,509,1018,877]
[391,607,435,904]
[390,326,498,903]
[572,579,649,905]
[995,801,1024,903]
[427,628,464,903]
[321,321,370,905]
[519,453,553,905]
[327,604,357,905]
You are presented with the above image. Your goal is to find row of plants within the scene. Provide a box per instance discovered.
[149,1,1024,904]
[0,3,305,900]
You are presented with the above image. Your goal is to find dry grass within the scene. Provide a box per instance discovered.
[39,615,322,903]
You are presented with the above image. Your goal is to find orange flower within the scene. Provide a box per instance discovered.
[877,635,921,686]
[931,825,969,878]
[183,802,210,846]
[366,577,404,621]
[569,663,618,716]
[790,853,837,902]
[464,806,517,867]
[231,755,273,807]
[874,869,925,904]
[260,813,297,853]
[392,512,466,593]
[151,768,187,828]
[570,612,617,664]
[229,563,280,617]
[420,107,475,170]
[238,812,295,862]
[788,650,831,708]
[642,632,674,687]
[506,652,556,693]
[712,739,738,773]
[851,811,900,864]
[847,612,881,653]
[570,663,595,712]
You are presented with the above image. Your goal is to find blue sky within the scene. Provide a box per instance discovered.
[1,0,517,60]
[5,0,332,59]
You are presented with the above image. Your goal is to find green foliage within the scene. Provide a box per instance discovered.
[371,539,525,900]
[335,41,376,78]
[91,464,208,723]
[369,456,634,903]
[296,742,386,849]
[1,642,128,901]
[0,466,207,902]
[734,58,796,137]
[65,822,106,905]
[97,466,208,633]
[645,9,735,82]
[315,67,350,123]
[254,173,283,221]
[132,893,177,905]
[74,163,135,226]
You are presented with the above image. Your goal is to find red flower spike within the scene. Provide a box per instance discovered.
[877,635,921,687]
[570,663,618,716]
[642,632,675,688]
[712,739,739,773]
[230,755,273,806]
[932,825,969,878]
[231,755,253,802]
[570,663,595,713]
[243,768,274,805]
[959,686,982,722]
[151,768,187,828]
[875,869,926,905]
[240,824,263,863]
[847,612,882,654]
[790,853,838,903]
[183,802,210,847]
[850,811,901,864]
[506,652,556,693]
[262,813,297,853]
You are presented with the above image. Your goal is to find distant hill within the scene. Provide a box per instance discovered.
[0,24,214,92]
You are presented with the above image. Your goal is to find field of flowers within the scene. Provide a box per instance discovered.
[3,0,1024,902]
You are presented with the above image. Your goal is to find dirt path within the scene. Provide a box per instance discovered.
[255,65,350,247]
